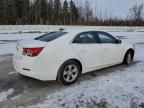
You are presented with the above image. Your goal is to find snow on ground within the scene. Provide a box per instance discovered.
[0,43,16,55]
[0,89,14,103]
[28,45,144,108]
[8,71,17,75]
[0,31,143,55]
[0,33,45,41]
[109,31,144,37]
[0,33,45,55]
[11,95,21,100]
[27,31,144,108]
[110,32,144,44]
[0,31,144,108]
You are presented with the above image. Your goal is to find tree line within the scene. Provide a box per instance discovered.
[0,0,144,26]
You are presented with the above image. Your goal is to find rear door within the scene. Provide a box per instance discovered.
[71,31,102,69]
[97,31,123,65]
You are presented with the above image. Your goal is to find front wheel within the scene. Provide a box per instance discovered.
[123,51,133,65]
[57,60,81,86]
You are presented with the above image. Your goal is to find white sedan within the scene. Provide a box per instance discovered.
[13,30,135,85]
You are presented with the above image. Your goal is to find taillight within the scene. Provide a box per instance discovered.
[22,47,44,57]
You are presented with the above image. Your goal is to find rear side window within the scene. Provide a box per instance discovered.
[35,32,67,42]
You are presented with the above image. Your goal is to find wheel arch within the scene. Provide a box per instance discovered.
[57,58,83,76]
[68,59,83,73]
[123,48,135,61]
[56,58,83,84]
[62,59,83,73]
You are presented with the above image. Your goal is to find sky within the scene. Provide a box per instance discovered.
[62,0,144,19]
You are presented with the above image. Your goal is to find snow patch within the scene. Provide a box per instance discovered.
[0,43,16,55]
[0,89,15,103]
[11,95,21,100]
[8,71,17,75]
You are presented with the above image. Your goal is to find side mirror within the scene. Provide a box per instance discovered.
[116,39,122,44]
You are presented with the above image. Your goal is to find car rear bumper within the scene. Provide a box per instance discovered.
[13,55,58,81]
[13,58,44,81]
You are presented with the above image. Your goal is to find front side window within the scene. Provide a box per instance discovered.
[73,32,98,44]
[35,32,67,42]
[97,32,116,43]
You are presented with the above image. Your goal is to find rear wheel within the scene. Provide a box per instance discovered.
[123,51,133,65]
[57,60,81,85]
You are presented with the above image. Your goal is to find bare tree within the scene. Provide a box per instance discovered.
[129,4,144,25]
[83,1,94,24]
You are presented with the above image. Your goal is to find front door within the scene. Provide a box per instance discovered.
[71,31,102,69]
[97,31,123,65]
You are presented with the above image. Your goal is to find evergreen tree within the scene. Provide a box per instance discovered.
[6,0,17,24]
[0,0,8,24]
[14,0,24,24]
[47,0,54,24]
[14,0,30,24]
[29,2,35,24]
[33,0,48,24]
[0,0,143,26]
[0,0,4,24]
[22,0,30,24]
[63,0,69,24]
[40,0,48,24]
[53,0,62,24]
[33,0,41,24]
[69,0,78,24]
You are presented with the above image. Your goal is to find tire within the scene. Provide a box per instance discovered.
[123,51,133,65]
[57,60,81,86]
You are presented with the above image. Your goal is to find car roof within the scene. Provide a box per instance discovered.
[63,29,110,34]
[64,29,96,33]
[62,29,118,40]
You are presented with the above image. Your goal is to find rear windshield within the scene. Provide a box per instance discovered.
[35,32,67,42]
